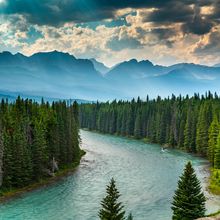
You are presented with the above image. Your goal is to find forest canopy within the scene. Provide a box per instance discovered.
[0,97,81,189]
[79,92,220,168]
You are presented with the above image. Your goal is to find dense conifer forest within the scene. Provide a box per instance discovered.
[79,92,220,169]
[0,97,81,190]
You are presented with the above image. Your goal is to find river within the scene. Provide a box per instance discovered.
[0,130,219,220]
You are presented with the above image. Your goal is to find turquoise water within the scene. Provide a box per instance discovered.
[0,130,219,220]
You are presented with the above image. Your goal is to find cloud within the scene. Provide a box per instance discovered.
[0,0,159,26]
[0,0,216,28]
[142,1,194,23]
[106,36,142,51]
[182,15,213,35]
[181,6,214,35]
[1,0,220,66]
[193,29,220,55]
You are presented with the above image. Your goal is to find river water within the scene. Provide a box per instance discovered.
[0,130,219,220]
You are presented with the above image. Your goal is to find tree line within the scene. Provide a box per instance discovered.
[79,92,220,169]
[0,97,81,190]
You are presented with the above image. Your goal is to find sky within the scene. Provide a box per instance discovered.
[0,0,220,67]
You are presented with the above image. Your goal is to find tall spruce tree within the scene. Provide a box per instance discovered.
[127,213,133,220]
[0,124,3,187]
[99,178,125,220]
[214,132,220,169]
[184,107,196,152]
[172,162,206,220]
[196,105,209,156]
[208,116,219,166]
[32,120,48,180]
[134,110,142,139]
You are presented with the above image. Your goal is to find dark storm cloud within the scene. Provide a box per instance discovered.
[0,0,203,26]
[182,15,213,35]
[208,0,220,21]
[142,1,194,23]
[151,28,177,47]
[141,1,216,35]
[180,6,214,35]
[0,0,218,37]
[151,28,176,40]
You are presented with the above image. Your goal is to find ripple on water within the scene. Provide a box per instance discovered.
[0,130,219,220]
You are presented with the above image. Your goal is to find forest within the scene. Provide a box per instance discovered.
[79,92,220,170]
[0,97,81,190]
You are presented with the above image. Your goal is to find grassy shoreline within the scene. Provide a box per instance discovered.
[0,150,86,203]
[209,168,220,195]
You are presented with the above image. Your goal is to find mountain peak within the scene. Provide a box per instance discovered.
[122,59,154,66]
[0,51,13,56]
[31,50,75,58]
[128,58,138,63]
[90,58,109,74]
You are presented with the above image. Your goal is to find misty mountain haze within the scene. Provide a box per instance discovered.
[0,51,220,101]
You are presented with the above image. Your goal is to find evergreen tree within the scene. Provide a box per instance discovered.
[0,97,81,188]
[126,106,134,136]
[127,213,133,220]
[208,116,219,166]
[12,125,33,187]
[172,162,206,220]
[214,132,220,169]
[196,105,209,156]
[32,120,48,180]
[0,124,3,187]
[184,107,194,152]
[134,110,142,139]
[2,128,13,188]
[99,178,125,220]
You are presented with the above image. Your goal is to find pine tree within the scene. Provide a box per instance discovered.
[0,124,3,187]
[2,128,14,188]
[12,125,33,187]
[134,110,142,139]
[32,120,48,180]
[127,213,133,220]
[214,132,220,169]
[196,105,209,156]
[126,106,134,136]
[208,116,219,166]
[184,108,193,152]
[172,162,206,220]
[99,178,125,220]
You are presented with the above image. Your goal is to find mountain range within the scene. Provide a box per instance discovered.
[0,50,220,101]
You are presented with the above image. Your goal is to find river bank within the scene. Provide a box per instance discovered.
[0,150,86,203]
[82,129,220,196]
[0,130,219,219]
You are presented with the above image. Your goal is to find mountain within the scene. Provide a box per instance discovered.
[214,63,220,67]
[0,51,116,100]
[0,91,92,104]
[90,58,109,74]
[106,59,161,80]
[106,60,220,97]
[0,51,220,100]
